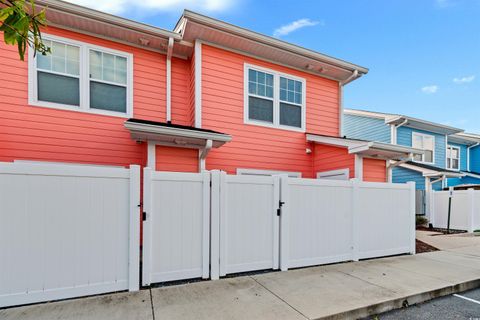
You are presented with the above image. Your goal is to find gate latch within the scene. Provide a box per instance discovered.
[142,212,147,221]
[277,201,285,216]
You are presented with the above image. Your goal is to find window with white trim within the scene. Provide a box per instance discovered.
[29,35,132,117]
[245,64,305,131]
[412,132,435,163]
[447,145,460,170]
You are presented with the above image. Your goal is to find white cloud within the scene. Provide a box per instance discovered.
[421,85,438,94]
[273,19,321,38]
[64,0,235,15]
[453,75,475,84]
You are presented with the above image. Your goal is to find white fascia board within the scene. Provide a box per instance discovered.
[181,10,368,75]
[124,122,232,143]
[343,109,392,120]
[385,116,463,135]
[370,142,424,155]
[399,163,464,178]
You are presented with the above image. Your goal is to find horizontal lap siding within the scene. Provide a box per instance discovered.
[155,146,198,172]
[392,166,425,189]
[171,58,191,126]
[0,26,175,167]
[201,45,339,178]
[313,144,355,178]
[363,158,387,182]
[343,114,391,143]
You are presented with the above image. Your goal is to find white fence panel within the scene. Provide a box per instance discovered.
[217,172,279,276]
[356,181,415,259]
[280,178,415,270]
[142,169,210,285]
[432,189,478,232]
[0,162,140,308]
[280,178,354,269]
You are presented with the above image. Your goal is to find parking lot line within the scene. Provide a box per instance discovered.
[453,294,480,305]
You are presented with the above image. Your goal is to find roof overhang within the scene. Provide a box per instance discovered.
[176,10,368,82]
[306,134,423,161]
[448,133,480,146]
[385,115,463,135]
[399,162,465,178]
[34,0,192,58]
[124,119,232,149]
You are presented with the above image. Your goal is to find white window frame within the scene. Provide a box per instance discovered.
[236,168,301,178]
[244,63,306,132]
[317,168,350,180]
[446,145,460,171]
[28,33,133,118]
[411,132,435,164]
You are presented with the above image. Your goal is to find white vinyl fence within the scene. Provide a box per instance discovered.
[0,162,140,308]
[142,169,210,285]
[431,189,480,232]
[279,178,415,270]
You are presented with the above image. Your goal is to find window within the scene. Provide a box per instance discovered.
[29,34,132,117]
[245,64,305,131]
[447,145,460,170]
[412,132,435,163]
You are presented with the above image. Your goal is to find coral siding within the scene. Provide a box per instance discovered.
[0,26,183,167]
[171,57,191,126]
[201,44,339,177]
[363,158,387,182]
[313,144,355,178]
[155,146,198,172]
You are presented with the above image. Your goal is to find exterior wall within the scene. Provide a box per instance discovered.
[448,175,480,186]
[188,51,196,127]
[363,158,387,182]
[201,44,340,177]
[0,26,189,167]
[313,144,355,179]
[397,127,446,168]
[155,146,198,172]
[343,114,391,143]
[392,167,425,190]
[171,57,192,126]
[469,145,480,173]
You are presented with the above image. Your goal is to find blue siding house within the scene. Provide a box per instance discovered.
[343,109,480,216]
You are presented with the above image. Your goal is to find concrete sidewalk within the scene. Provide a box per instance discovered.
[2,241,480,320]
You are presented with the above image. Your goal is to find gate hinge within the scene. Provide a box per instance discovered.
[142,212,147,221]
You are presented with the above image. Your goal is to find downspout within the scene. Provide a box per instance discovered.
[339,70,359,137]
[467,142,479,172]
[387,119,408,181]
[199,139,212,172]
[166,37,174,123]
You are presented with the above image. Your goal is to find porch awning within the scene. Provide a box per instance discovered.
[399,161,465,178]
[306,134,423,161]
[124,118,232,149]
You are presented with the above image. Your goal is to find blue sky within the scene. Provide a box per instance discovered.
[71,0,480,132]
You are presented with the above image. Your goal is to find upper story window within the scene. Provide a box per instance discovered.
[447,145,460,170]
[245,64,305,131]
[29,34,133,117]
[412,132,435,164]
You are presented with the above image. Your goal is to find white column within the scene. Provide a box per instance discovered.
[194,40,202,128]
[351,178,360,261]
[279,174,290,271]
[425,177,432,222]
[210,170,221,280]
[408,181,416,254]
[147,141,156,169]
[355,155,363,181]
[128,165,140,291]
[468,188,475,233]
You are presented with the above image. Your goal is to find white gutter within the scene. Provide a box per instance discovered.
[467,142,480,171]
[166,37,174,123]
[339,70,359,137]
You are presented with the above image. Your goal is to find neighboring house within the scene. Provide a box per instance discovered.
[446,132,480,186]
[0,1,418,184]
[343,109,479,215]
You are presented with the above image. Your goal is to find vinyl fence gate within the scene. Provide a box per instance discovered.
[0,162,140,308]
